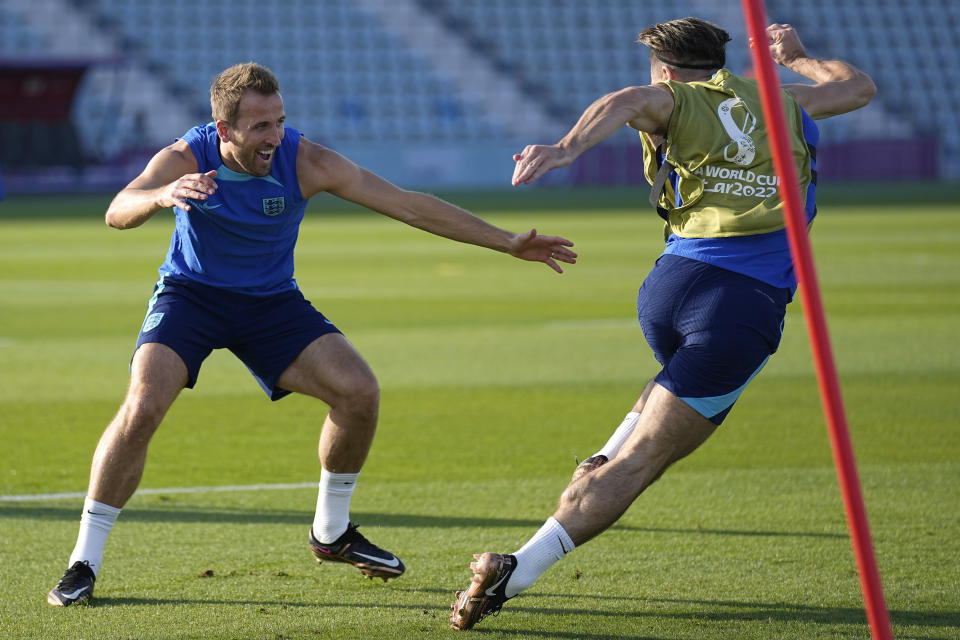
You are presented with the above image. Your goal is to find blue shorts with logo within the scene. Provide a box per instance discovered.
[135,276,342,400]
[636,254,790,425]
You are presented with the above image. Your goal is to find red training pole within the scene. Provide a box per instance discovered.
[739,2,893,639]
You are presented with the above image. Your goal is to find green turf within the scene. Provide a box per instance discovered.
[1,191,958,639]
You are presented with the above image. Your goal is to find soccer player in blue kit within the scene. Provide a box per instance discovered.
[451,20,875,630]
[47,62,577,606]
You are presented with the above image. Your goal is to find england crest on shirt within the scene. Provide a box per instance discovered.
[141,312,164,333]
[262,196,286,216]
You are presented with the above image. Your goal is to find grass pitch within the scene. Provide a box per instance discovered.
[1,186,958,639]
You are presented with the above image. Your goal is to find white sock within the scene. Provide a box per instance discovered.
[312,469,359,543]
[593,411,640,460]
[505,517,575,598]
[68,497,121,577]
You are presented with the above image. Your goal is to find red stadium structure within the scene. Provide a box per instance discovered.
[739,2,894,639]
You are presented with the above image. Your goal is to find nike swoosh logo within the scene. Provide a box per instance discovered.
[485,572,508,597]
[60,586,90,599]
[353,551,400,568]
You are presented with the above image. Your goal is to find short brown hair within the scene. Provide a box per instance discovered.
[210,62,280,123]
[637,17,731,71]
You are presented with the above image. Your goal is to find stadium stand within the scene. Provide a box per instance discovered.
[766,0,960,178]
[1,0,957,188]
[414,0,746,142]
[73,0,517,145]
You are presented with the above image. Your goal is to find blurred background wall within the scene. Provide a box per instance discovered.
[0,0,956,194]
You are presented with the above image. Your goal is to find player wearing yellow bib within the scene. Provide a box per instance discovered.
[451,19,875,630]
[641,68,814,239]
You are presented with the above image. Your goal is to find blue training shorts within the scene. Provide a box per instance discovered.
[636,254,790,425]
[135,276,342,400]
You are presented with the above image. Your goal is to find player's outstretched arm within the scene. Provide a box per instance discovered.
[297,139,577,273]
[512,85,674,186]
[105,141,216,229]
[765,23,876,119]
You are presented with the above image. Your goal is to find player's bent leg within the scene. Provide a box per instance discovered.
[88,343,188,507]
[571,380,657,482]
[450,385,715,628]
[277,333,380,473]
[277,335,405,579]
[555,383,716,546]
[49,343,187,607]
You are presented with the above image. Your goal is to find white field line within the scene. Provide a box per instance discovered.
[0,482,316,503]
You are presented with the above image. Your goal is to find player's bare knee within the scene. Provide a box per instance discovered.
[337,373,380,421]
[114,395,167,439]
[352,370,379,405]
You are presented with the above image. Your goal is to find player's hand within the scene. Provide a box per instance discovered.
[764,24,807,66]
[511,145,573,186]
[508,228,577,273]
[157,169,218,211]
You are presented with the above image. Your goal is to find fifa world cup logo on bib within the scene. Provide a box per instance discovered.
[717,97,757,166]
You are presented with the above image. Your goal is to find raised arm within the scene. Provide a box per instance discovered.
[767,23,876,119]
[105,140,217,229]
[296,139,576,272]
[512,84,674,186]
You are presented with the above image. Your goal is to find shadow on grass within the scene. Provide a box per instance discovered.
[525,598,960,633]
[90,597,662,639]
[0,504,845,539]
[90,592,959,637]
[410,587,960,634]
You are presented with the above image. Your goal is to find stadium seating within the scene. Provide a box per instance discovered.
[1,0,958,179]
[69,0,509,145]
[0,5,50,54]
[415,0,751,141]
[765,0,960,177]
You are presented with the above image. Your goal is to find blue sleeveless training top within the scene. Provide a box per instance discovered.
[157,123,308,295]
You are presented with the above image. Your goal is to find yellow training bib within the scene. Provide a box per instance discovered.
[641,69,813,238]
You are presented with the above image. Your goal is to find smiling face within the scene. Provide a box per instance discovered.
[216,90,286,177]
